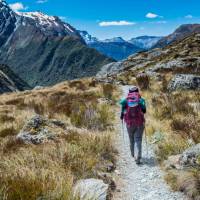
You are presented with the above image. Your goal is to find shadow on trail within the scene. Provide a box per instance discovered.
[141,156,157,167]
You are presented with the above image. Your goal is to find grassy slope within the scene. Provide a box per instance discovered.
[0,79,119,200]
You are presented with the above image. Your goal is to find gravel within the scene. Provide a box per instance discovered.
[113,86,188,200]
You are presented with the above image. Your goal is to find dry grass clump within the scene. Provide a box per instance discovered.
[70,103,115,131]
[165,170,200,199]
[136,73,150,90]
[155,135,189,162]
[102,83,116,100]
[0,79,118,200]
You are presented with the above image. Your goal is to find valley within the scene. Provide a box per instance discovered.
[0,0,200,199]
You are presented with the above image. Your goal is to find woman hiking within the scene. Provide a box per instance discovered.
[120,86,146,165]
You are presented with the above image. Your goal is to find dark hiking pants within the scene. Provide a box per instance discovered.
[127,125,144,160]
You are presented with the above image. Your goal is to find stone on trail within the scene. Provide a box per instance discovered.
[73,178,109,200]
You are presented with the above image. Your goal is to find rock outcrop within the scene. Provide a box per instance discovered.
[168,74,200,91]
[73,179,109,200]
[164,143,200,170]
[17,115,67,144]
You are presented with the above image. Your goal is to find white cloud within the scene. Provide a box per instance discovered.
[36,0,48,4]
[99,20,135,27]
[146,12,159,19]
[185,14,193,19]
[9,2,28,11]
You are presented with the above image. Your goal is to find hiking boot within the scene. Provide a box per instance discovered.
[135,158,141,165]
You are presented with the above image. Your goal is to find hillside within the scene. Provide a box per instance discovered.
[154,24,200,48]
[0,64,30,94]
[0,1,113,87]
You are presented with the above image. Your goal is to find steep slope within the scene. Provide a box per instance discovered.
[0,64,30,93]
[0,1,113,87]
[129,36,163,49]
[154,24,200,48]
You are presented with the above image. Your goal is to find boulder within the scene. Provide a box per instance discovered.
[73,178,109,200]
[168,74,200,91]
[164,154,182,170]
[164,144,200,169]
[17,115,67,144]
[179,143,200,167]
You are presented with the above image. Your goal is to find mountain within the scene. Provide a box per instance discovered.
[0,1,113,87]
[89,41,143,61]
[129,36,163,49]
[78,30,99,44]
[0,64,30,94]
[154,24,200,48]
[103,37,126,43]
[79,31,144,60]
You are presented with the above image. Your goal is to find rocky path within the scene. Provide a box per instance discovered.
[113,86,187,200]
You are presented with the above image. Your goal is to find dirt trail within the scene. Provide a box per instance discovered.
[113,86,187,200]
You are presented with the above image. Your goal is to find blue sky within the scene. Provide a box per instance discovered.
[7,0,200,40]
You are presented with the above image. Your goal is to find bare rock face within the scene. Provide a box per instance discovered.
[168,74,200,91]
[17,115,67,144]
[73,178,109,200]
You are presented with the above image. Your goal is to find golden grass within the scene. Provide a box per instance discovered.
[0,78,118,200]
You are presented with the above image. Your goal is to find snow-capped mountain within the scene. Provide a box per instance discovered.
[129,36,163,49]
[0,0,113,86]
[78,30,99,44]
[17,12,80,37]
[103,37,126,43]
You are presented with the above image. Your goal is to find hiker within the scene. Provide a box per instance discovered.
[120,86,146,164]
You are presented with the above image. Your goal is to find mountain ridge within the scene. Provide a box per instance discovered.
[79,30,161,60]
[154,24,200,48]
[0,0,113,87]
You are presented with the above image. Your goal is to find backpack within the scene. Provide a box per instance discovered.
[124,92,144,127]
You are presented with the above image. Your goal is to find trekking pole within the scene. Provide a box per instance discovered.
[121,120,125,145]
[144,125,149,158]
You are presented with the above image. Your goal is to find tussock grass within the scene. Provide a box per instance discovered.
[0,78,118,200]
[142,78,200,199]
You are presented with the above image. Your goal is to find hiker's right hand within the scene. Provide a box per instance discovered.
[120,112,124,120]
